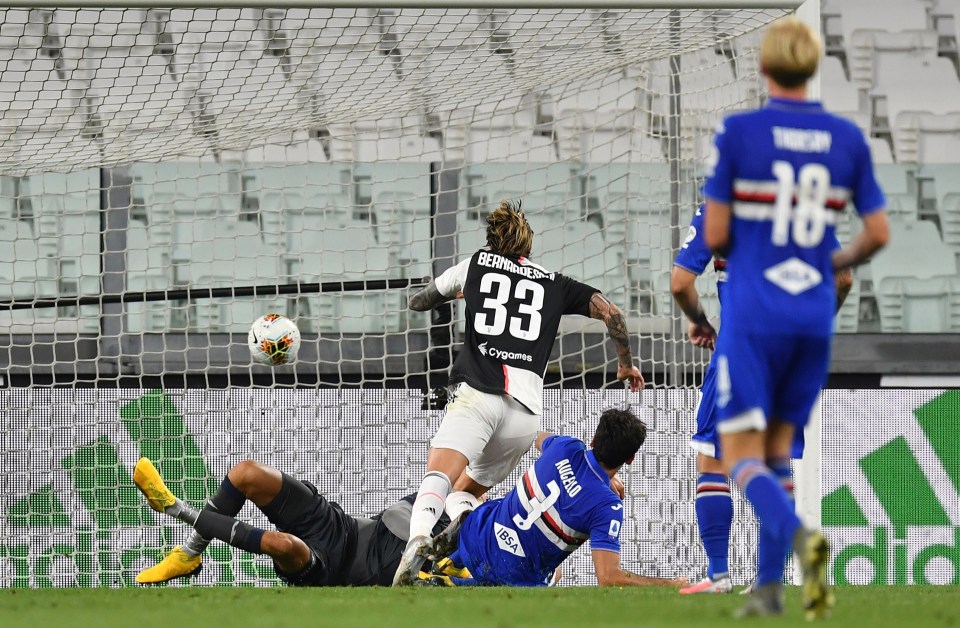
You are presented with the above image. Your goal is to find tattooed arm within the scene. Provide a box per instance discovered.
[408,279,458,311]
[588,292,644,391]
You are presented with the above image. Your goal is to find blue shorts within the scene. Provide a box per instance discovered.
[691,352,807,460]
[712,331,830,434]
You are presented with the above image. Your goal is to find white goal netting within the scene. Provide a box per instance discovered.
[0,6,792,587]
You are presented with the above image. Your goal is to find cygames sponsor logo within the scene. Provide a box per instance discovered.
[478,342,533,363]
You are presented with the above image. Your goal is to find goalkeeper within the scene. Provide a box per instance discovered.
[132,458,451,586]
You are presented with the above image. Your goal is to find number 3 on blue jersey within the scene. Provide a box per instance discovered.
[771,160,830,248]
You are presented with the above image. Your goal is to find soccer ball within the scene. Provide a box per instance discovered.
[248,314,301,366]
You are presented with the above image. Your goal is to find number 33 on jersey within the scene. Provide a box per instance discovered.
[434,249,600,415]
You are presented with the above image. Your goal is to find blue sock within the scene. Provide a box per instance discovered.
[757,458,795,586]
[695,473,733,580]
[731,458,801,587]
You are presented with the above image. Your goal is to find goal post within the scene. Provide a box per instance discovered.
[0,3,805,587]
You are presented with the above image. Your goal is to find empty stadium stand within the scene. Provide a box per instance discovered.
[0,5,958,331]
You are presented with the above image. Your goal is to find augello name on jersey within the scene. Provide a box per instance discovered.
[477,251,554,280]
[555,458,582,497]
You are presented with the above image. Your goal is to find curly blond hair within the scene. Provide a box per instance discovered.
[486,199,533,257]
[760,16,821,89]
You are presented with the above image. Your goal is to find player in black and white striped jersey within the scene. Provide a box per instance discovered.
[393,200,644,586]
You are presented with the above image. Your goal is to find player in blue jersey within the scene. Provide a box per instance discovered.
[702,17,889,618]
[414,408,686,589]
[672,204,852,595]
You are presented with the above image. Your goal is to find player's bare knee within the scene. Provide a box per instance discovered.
[228,460,266,495]
[697,453,725,476]
[263,532,311,570]
[451,472,488,498]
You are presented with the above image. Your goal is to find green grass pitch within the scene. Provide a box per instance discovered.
[1,586,956,628]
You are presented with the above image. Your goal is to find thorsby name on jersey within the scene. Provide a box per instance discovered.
[436,249,598,416]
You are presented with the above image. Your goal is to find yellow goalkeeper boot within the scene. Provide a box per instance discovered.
[136,547,202,585]
[415,571,455,587]
[133,457,178,513]
[433,557,472,579]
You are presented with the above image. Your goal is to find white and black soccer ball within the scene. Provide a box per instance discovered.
[248,314,301,366]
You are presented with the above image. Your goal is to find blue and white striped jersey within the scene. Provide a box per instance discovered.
[703,97,885,337]
[674,204,729,304]
[455,435,623,586]
[672,203,843,316]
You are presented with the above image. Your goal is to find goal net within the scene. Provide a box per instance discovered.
[0,5,793,587]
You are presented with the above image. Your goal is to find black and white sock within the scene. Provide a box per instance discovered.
[193,510,266,555]
[181,476,248,556]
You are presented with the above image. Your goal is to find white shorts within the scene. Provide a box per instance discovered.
[430,383,539,488]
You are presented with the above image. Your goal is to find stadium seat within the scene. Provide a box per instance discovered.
[555,109,663,165]
[874,164,911,198]
[185,52,300,140]
[371,190,432,279]
[683,52,754,114]
[621,213,678,309]
[537,221,628,302]
[133,161,242,224]
[256,163,355,247]
[834,209,863,245]
[354,133,443,163]
[939,192,960,252]
[457,222,488,258]
[126,219,172,332]
[471,92,537,132]
[286,221,398,333]
[97,54,182,133]
[867,137,895,164]
[302,49,410,120]
[465,163,575,227]
[835,273,862,333]
[603,183,674,247]
[828,0,931,58]
[0,218,57,299]
[466,128,555,163]
[848,29,939,91]
[872,216,956,278]
[917,163,960,214]
[875,275,960,332]
[894,111,960,164]
[390,8,486,52]
[820,55,869,133]
[591,162,671,206]
[29,172,101,309]
[244,134,328,164]
[553,72,639,119]
[645,50,744,120]
[871,217,959,332]
[880,56,960,154]
[171,218,282,331]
